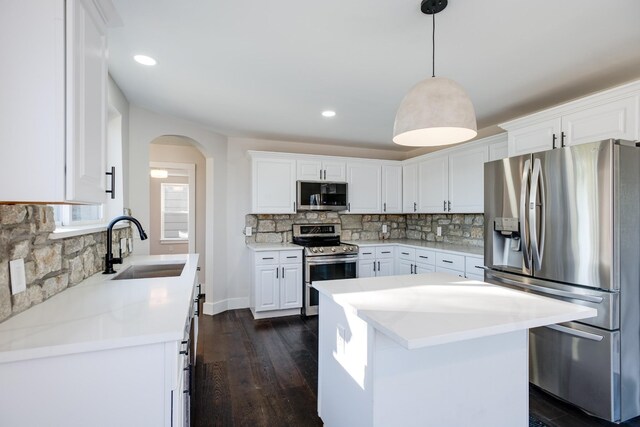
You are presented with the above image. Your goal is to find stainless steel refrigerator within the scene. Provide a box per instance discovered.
[483,139,640,423]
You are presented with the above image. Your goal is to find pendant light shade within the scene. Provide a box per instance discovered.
[393,77,477,147]
[392,0,477,147]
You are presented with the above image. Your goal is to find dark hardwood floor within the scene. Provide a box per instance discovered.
[194,309,640,427]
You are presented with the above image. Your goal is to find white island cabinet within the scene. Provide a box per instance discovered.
[0,254,199,427]
[315,273,596,427]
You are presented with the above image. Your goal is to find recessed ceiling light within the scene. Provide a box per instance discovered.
[322,110,336,118]
[134,55,157,66]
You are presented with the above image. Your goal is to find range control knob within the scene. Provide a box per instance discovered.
[343,246,348,251]
[331,247,336,252]
[312,248,318,253]
[319,247,324,253]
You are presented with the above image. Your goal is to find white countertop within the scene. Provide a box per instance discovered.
[246,242,303,251]
[0,254,199,363]
[314,273,596,350]
[344,239,484,257]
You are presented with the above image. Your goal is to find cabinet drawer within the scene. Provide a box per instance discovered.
[435,266,465,277]
[280,251,302,264]
[376,246,395,259]
[359,247,376,260]
[255,251,280,265]
[415,249,435,265]
[435,252,465,272]
[465,256,485,278]
[466,273,485,282]
[397,247,416,261]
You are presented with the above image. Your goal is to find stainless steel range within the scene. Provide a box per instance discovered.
[292,224,358,316]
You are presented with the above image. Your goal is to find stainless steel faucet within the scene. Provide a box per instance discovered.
[103,215,148,274]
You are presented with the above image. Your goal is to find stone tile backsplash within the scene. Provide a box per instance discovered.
[0,205,132,323]
[245,212,484,247]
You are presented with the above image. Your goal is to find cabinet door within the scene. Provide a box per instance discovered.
[252,157,296,213]
[381,165,402,214]
[376,258,395,277]
[280,264,303,309]
[402,163,418,213]
[418,156,448,213]
[358,259,376,278]
[347,162,381,213]
[562,97,638,147]
[396,259,414,275]
[489,140,509,161]
[65,0,108,203]
[435,266,465,278]
[297,159,323,181]
[415,262,435,274]
[448,145,488,213]
[254,266,279,311]
[508,118,561,156]
[323,160,347,181]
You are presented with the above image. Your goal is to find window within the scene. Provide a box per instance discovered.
[161,183,189,240]
[52,204,104,226]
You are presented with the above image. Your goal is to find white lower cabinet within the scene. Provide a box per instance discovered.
[397,247,435,275]
[358,246,395,277]
[251,250,303,317]
[465,255,485,281]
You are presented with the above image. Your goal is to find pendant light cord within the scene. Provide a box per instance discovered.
[431,12,435,78]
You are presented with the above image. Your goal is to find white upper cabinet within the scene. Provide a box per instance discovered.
[448,145,488,213]
[381,164,402,214]
[507,118,562,156]
[561,97,637,147]
[501,81,640,157]
[297,158,346,181]
[250,154,296,214]
[402,163,418,213]
[346,162,381,213]
[487,134,509,161]
[0,0,114,204]
[418,156,448,213]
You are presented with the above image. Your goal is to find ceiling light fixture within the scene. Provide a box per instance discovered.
[322,110,336,118]
[150,169,168,179]
[134,54,157,66]
[392,0,477,147]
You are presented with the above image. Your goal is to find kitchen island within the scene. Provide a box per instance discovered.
[315,273,596,427]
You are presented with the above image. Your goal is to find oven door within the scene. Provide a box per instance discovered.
[304,255,357,316]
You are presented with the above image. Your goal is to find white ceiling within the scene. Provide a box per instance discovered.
[108,0,640,152]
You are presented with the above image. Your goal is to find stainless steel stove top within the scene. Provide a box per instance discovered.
[304,244,358,257]
[292,224,358,257]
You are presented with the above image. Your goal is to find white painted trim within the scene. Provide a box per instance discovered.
[203,297,249,316]
[49,222,128,239]
[205,157,214,311]
[499,79,640,131]
[149,161,196,254]
[250,308,301,320]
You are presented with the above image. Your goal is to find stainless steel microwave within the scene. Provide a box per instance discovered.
[296,181,348,211]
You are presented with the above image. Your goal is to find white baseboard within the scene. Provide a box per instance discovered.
[203,297,249,316]
[250,307,301,320]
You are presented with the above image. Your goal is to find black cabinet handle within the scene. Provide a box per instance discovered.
[377,261,380,271]
[561,131,566,147]
[348,202,351,212]
[381,251,391,254]
[401,252,409,255]
[105,166,115,199]
[276,267,279,278]
[320,170,323,180]
[443,260,453,264]
[373,261,376,272]
[552,133,557,149]
[419,255,428,259]
[383,202,386,212]
[443,200,447,211]
[448,201,451,212]
[282,267,285,278]
[324,170,327,180]
[414,202,417,212]
[262,257,274,260]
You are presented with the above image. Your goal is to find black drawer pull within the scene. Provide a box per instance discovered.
[262,257,274,260]
[381,251,391,254]
[419,255,428,259]
[286,256,298,259]
[401,252,410,255]
[363,252,372,255]
[443,260,453,264]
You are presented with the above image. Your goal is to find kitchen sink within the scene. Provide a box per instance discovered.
[111,263,185,280]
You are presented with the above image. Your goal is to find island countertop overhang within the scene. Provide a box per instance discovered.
[313,272,597,350]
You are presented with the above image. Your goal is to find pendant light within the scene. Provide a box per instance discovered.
[393,0,477,147]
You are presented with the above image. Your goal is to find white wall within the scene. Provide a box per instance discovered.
[107,75,130,209]
[128,106,227,312]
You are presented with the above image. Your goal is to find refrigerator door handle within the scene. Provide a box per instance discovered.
[486,272,604,303]
[520,159,532,270]
[544,324,604,342]
[530,158,545,271]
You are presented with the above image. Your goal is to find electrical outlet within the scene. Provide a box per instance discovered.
[436,226,442,237]
[382,224,388,233]
[9,259,26,295]
[245,226,252,236]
